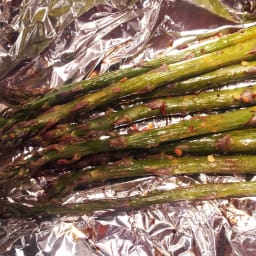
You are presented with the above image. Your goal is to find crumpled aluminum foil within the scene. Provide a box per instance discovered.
[1,0,256,255]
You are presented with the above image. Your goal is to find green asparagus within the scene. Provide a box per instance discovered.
[3,36,256,149]
[17,106,256,172]
[6,25,256,124]
[48,155,256,198]
[152,128,256,155]
[4,181,256,217]
[40,85,256,144]
[144,60,256,99]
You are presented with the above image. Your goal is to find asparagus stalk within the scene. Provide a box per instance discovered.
[56,86,256,136]
[6,25,256,125]
[4,105,256,182]
[3,37,256,149]
[4,181,256,217]
[152,128,256,155]
[41,85,256,143]
[144,60,256,99]
[48,155,256,198]
[20,106,256,171]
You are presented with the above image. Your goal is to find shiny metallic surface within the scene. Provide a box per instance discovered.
[1,0,256,255]
[2,176,256,255]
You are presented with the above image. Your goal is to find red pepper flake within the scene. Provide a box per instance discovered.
[145,167,171,176]
[72,153,81,161]
[218,50,224,55]
[185,52,195,60]
[72,100,88,112]
[248,46,256,55]
[56,154,80,165]
[89,71,98,78]
[200,48,206,54]
[241,95,250,103]
[137,84,153,94]
[97,225,108,236]
[119,77,128,83]
[39,119,56,135]
[160,102,167,115]
[130,124,139,132]
[57,159,73,165]
[188,125,196,133]
[149,64,169,73]
[215,135,232,152]
[150,218,155,225]
[114,115,132,126]
[177,44,188,50]
[109,136,127,148]
[240,89,254,103]
[112,87,121,93]
[9,133,15,139]
[146,100,162,110]
[87,130,106,139]
[199,191,218,200]
[174,148,183,157]
[216,32,223,38]
[60,134,81,144]
[46,144,65,152]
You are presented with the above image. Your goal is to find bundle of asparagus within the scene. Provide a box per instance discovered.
[2,25,256,218]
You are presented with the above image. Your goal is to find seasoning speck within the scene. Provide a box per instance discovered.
[207,154,216,163]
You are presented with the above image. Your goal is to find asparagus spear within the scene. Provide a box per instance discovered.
[5,25,256,123]
[153,128,256,155]
[41,85,256,143]
[4,105,256,183]
[49,86,256,137]
[4,181,256,217]
[144,60,256,99]
[19,106,256,171]
[48,155,256,198]
[3,37,256,149]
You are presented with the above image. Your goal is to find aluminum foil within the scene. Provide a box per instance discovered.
[1,0,256,255]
